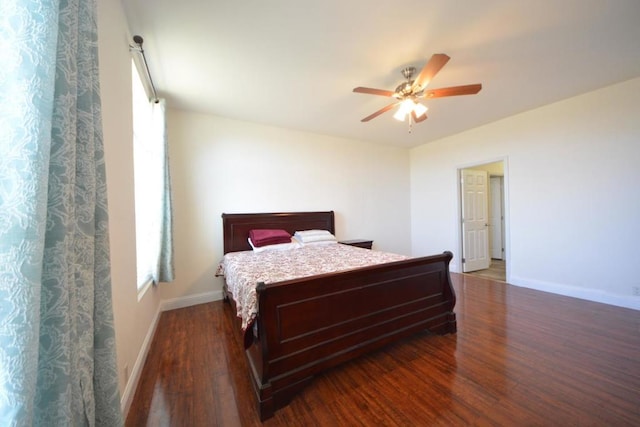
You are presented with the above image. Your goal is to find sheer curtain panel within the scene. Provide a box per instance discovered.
[132,94,174,287]
[0,0,123,425]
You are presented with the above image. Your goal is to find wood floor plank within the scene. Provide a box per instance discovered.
[126,273,640,426]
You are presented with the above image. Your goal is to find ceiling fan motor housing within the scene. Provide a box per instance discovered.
[401,66,416,80]
[395,67,417,98]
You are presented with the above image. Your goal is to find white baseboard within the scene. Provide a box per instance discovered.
[160,290,224,312]
[120,289,225,416]
[510,275,640,311]
[120,305,161,416]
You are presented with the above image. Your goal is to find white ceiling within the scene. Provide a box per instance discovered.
[122,0,640,147]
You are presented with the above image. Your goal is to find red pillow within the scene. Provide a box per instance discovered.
[249,229,291,247]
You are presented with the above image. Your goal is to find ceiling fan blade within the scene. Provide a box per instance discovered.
[412,111,428,123]
[361,102,399,122]
[423,84,482,98]
[413,53,450,89]
[353,87,395,97]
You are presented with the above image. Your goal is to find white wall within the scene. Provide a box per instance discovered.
[411,77,640,310]
[97,0,163,413]
[162,111,412,300]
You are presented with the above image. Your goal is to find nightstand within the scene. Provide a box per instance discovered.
[339,239,373,249]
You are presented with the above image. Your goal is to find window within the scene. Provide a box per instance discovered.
[131,60,174,291]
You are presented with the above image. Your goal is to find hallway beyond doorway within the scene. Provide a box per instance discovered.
[464,259,506,282]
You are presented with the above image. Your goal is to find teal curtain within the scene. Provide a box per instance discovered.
[0,0,123,425]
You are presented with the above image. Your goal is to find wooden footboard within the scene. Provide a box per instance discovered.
[245,251,456,420]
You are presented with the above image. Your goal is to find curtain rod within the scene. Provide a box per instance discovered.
[130,35,159,103]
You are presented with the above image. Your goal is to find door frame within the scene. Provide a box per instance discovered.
[489,175,505,260]
[456,156,510,282]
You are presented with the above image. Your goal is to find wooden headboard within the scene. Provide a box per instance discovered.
[221,211,335,254]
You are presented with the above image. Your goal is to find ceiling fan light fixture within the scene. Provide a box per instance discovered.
[413,102,428,117]
[394,100,428,122]
[393,99,415,121]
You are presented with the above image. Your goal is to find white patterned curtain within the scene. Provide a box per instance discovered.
[154,99,175,284]
[132,94,174,286]
[0,0,123,425]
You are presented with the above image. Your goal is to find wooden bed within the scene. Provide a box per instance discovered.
[220,211,456,420]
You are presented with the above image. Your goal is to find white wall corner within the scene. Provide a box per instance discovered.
[160,290,224,312]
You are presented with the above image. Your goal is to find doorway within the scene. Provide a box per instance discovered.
[489,175,505,261]
[459,159,508,282]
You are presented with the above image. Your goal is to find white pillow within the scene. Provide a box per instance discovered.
[301,239,338,246]
[292,235,338,245]
[294,229,333,238]
[248,237,301,253]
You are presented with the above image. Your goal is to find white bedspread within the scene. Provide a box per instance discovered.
[216,244,409,330]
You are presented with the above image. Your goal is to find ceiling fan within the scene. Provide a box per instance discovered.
[353,53,482,125]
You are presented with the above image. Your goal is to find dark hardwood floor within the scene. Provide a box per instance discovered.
[126,274,640,426]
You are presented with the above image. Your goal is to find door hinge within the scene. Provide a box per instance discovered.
[462,257,466,263]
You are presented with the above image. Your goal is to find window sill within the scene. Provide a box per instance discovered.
[137,277,154,302]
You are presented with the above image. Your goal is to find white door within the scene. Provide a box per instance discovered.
[461,169,490,272]
[489,176,504,260]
